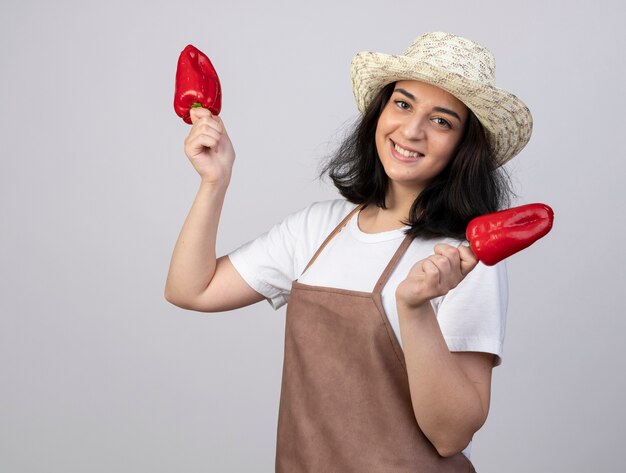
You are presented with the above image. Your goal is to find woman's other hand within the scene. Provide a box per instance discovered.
[396,243,478,309]
[184,107,235,188]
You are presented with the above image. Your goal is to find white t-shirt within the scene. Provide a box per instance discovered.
[228,198,508,365]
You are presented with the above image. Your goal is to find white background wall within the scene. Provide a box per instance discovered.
[1,0,625,471]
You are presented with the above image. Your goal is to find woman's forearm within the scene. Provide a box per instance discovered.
[397,301,486,457]
[164,181,228,305]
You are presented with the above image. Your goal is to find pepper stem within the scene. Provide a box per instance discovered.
[191,102,203,109]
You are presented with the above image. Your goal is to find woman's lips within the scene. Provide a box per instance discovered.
[390,140,424,163]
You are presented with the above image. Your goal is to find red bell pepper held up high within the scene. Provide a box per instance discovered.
[466,203,554,266]
[174,44,222,124]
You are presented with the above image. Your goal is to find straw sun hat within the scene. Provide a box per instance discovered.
[351,32,533,166]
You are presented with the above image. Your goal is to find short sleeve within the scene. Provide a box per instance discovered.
[435,260,508,366]
[227,199,357,310]
[228,208,304,310]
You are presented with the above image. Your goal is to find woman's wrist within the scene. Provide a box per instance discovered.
[198,176,230,194]
[396,297,434,319]
[395,281,433,313]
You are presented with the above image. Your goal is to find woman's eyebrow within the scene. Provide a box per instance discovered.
[433,106,462,122]
[394,87,462,122]
[394,88,417,102]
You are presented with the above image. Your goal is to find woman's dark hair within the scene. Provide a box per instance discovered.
[320,82,512,240]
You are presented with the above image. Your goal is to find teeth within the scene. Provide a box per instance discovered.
[394,143,420,158]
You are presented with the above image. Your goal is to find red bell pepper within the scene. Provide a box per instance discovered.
[174,44,222,124]
[466,203,554,266]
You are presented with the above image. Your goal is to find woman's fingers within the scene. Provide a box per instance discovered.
[430,243,477,287]
[432,244,457,284]
[434,243,460,266]
[457,244,479,276]
[185,126,221,155]
[190,107,223,132]
[181,107,235,185]
[398,243,479,308]
[189,106,211,124]
[420,258,441,288]
[190,133,220,153]
[185,108,225,156]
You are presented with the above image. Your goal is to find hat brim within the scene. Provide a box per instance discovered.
[351,51,533,166]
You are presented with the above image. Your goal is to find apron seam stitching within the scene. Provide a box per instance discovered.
[372,295,406,370]
[292,282,373,298]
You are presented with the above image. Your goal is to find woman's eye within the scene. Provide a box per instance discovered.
[394,100,410,110]
[433,117,451,128]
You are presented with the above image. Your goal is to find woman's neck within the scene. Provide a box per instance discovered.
[359,183,420,233]
[384,182,420,218]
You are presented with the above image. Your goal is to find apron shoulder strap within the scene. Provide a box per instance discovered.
[373,234,414,294]
[300,203,365,275]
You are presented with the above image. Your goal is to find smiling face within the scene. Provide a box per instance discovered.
[375,80,469,196]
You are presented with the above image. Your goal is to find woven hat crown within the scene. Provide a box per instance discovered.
[403,32,496,85]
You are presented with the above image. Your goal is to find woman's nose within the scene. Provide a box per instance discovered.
[402,115,427,140]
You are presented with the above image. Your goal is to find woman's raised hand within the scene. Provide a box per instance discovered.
[184,107,235,187]
[396,243,478,310]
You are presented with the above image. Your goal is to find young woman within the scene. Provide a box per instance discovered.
[165,32,532,472]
